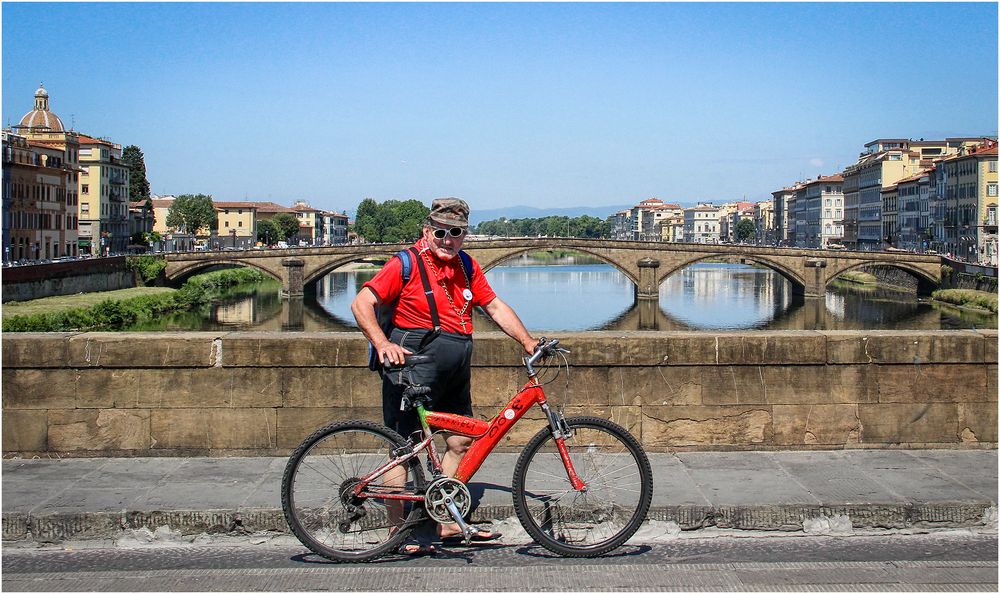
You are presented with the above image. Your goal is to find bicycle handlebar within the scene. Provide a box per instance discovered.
[525,337,570,377]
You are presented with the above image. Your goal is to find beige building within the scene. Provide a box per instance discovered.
[4,85,82,260]
[936,141,998,263]
[843,138,981,251]
[78,134,130,255]
[292,200,322,244]
[684,204,721,243]
[216,202,259,248]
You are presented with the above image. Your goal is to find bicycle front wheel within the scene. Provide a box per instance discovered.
[281,420,426,562]
[512,416,653,557]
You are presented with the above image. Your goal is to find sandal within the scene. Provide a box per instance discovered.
[439,527,502,544]
[397,542,437,556]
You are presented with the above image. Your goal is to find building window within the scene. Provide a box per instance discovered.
[989,183,998,197]
[81,184,88,194]
[989,160,997,173]
[224,221,229,228]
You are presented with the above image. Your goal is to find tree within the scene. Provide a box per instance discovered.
[271,213,301,241]
[122,145,151,202]
[256,219,280,245]
[735,218,756,243]
[165,194,217,235]
[352,198,429,243]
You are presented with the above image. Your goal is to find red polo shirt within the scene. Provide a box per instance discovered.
[362,240,496,335]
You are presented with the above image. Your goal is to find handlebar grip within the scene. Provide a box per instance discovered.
[384,353,435,372]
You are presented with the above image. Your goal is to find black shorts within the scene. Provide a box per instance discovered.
[382,327,474,440]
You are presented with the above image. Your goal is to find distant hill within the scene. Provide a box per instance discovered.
[469,204,633,226]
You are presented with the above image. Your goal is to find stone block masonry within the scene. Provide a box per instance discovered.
[2,330,996,457]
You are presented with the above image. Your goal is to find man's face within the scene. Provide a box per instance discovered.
[422,223,467,260]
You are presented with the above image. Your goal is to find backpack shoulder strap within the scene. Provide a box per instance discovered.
[458,250,474,284]
[396,249,413,282]
[409,247,442,335]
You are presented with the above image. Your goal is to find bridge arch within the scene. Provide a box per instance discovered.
[657,254,808,295]
[165,259,283,286]
[473,246,641,288]
[301,250,401,287]
[829,261,940,295]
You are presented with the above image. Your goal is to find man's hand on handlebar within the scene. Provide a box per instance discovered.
[376,341,412,367]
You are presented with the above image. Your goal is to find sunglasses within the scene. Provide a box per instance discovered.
[431,226,466,239]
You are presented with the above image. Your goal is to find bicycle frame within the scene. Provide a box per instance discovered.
[353,378,586,503]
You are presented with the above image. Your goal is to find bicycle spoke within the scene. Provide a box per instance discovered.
[513,418,652,556]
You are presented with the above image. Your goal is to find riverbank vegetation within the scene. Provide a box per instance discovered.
[475,215,609,239]
[930,289,998,313]
[2,268,271,332]
[835,271,878,285]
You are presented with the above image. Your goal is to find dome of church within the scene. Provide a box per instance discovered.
[18,84,65,133]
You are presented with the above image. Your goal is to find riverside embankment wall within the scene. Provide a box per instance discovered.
[2,330,996,457]
[1,257,136,303]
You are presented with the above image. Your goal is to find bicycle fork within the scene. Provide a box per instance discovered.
[540,402,587,491]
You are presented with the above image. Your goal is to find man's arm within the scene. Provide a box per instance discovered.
[481,297,536,355]
[350,287,411,366]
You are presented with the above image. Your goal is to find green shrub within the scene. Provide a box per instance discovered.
[126,255,167,285]
[931,289,998,313]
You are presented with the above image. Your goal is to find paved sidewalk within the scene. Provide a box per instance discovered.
[2,450,996,544]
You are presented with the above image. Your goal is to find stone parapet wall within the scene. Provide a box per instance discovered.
[2,330,996,456]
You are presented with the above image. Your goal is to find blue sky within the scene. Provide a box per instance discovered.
[3,2,997,214]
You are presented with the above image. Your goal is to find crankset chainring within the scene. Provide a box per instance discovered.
[423,477,472,524]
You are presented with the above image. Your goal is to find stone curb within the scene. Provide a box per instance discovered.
[4,503,996,544]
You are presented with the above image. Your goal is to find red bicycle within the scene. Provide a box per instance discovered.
[281,338,653,562]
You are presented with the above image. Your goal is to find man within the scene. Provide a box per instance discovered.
[351,197,536,552]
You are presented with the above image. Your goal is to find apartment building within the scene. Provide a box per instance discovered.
[629,198,668,241]
[78,134,130,255]
[895,170,931,251]
[771,185,799,245]
[755,199,774,244]
[5,85,82,260]
[842,138,981,251]
[216,202,258,248]
[2,131,79,261]
[684,204,721,243]
[881,184,898,249]
[291,200,324,244]
[318,210,350,245]
[718,201,755,243]
[608,209,631,240]
[809,175,844,248]
[651,203,683,241]
[935,141,999,263]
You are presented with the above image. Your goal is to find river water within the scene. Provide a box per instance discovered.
[130,261,997,332]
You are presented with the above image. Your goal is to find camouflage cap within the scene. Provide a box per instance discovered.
[427,197,470,228]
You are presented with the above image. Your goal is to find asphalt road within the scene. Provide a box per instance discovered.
[3,532,996,591]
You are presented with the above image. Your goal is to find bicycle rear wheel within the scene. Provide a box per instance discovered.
[512,416,653,557]
[281,420,426,562]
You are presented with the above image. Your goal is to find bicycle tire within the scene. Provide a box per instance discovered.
[281,420,427,562]
[511,416,653,557]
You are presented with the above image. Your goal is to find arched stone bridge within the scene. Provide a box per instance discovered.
[162,238,943,299]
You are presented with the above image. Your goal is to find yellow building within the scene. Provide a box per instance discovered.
[937,141,998,263]
[215,202,258,248]
[78,134,130,255]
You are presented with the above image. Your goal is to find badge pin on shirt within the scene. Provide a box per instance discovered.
[462,289,473,302]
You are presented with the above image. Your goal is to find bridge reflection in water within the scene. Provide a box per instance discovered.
[165,262,991,332]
